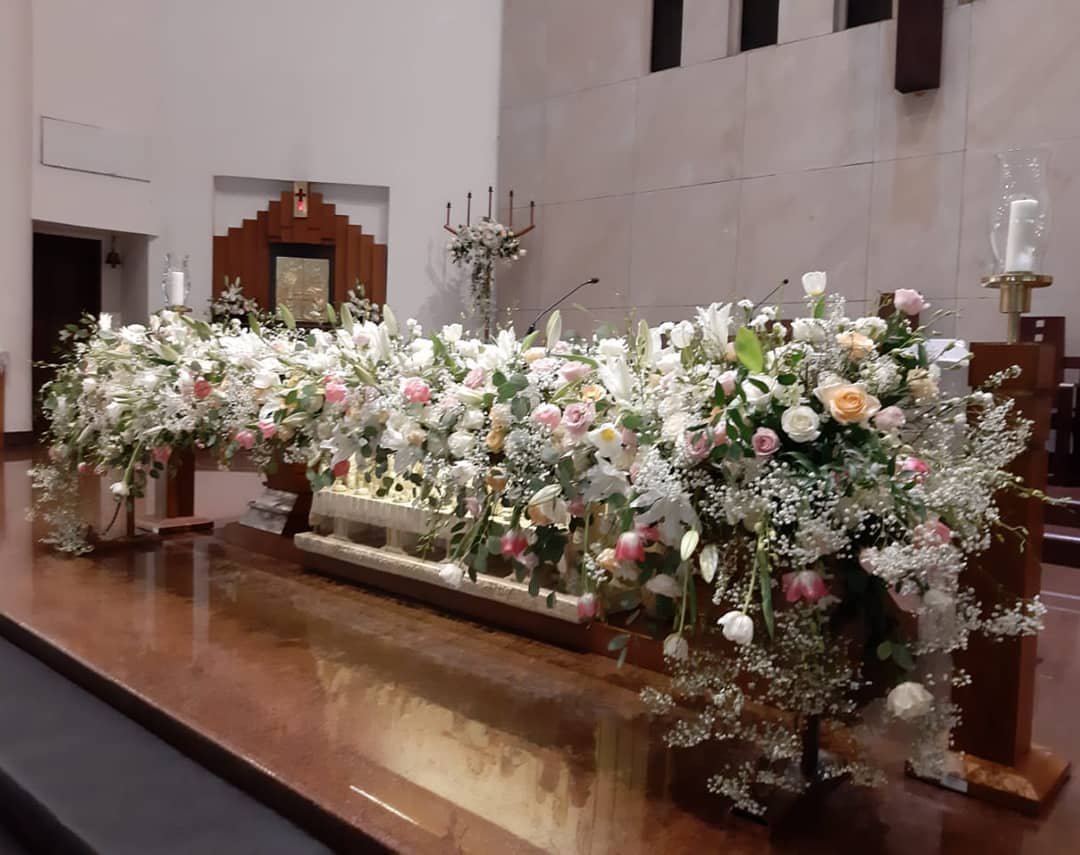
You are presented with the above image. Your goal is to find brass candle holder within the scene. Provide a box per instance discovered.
[981,272,1053,344]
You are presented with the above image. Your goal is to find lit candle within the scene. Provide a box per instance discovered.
[1004,198,1040,272]
[167,270,186,307]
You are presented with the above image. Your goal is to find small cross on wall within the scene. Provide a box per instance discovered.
[292,181,309,218]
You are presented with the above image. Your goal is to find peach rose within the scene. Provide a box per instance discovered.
[835,331,875,361]
[815,382,881,425]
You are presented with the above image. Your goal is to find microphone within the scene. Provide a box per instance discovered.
[526,277,599,334]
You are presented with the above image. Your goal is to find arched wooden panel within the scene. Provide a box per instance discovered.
[212,190,387,309]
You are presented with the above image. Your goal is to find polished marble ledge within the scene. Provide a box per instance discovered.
[1,454,1078,853]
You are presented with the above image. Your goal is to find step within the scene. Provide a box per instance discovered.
[0,638,332,855]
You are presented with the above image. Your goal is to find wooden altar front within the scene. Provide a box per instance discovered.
[212,190,387,309]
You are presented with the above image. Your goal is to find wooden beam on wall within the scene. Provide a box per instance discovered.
[895,0,944,93]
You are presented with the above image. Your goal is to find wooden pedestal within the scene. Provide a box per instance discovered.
[914,342,1070,813]
[136,448,213,535]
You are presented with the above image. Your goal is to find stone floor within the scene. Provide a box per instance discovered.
[0,450,1077,854]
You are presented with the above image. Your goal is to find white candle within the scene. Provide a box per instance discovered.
[1004,198,1039,272]
[166,270,186,307]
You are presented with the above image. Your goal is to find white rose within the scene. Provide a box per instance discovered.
[741,374,776,410]
[669,320,695,350]
[791,318,826,345]
[781,405,821,443]
[802,271,827,297]
[447,430,476,458]
[460,408,486,431]
[886,681,933,721]
[718,610,754,645]
[437,562,465,588]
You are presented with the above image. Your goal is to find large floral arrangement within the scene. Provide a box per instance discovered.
[209,277,261,324]
[447,217,524,332]
[33,274,1043,813]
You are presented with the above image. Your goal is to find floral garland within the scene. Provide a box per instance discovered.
[446,217,524,333]
[32,274,1043,814]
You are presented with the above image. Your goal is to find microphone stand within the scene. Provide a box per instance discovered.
[526,277,600,334]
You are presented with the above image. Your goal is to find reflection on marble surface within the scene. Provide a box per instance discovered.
[2,453,1079,854]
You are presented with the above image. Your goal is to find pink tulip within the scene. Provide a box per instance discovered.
[782,570,829,604]
[332,458,350,478]
[635,523,661,543]
[532,403,562,430]
[151,446,172,464]
[258,419,277,440]
[615,531,646,563]
[899,456,929,480]
[77,461,91,476]
[235,430,256,450]
[324,378,347,404]
[752,427,780,458]
[193,378,212,400]
[463,367,486,389]
[402,377,431,403]
[568,496,587,518]
[500,528,529,558]
[577,592,598,620]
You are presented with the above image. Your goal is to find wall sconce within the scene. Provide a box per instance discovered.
[105,235,122,268]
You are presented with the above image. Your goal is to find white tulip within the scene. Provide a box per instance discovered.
[669,320,695,350]
[663,633,689,662]
[719,610,754,645]
[791,317,826,345]
[699,544,719,583]
[802,271,827,297]
[110,481,130,498]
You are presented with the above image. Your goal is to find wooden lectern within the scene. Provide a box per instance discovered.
[917,341,1070,813]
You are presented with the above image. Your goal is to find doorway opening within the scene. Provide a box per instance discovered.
[32,233,102,437]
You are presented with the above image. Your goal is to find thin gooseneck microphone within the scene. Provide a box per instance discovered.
[525,277,600,334]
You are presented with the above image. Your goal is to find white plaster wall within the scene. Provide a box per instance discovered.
[0,0,33,432]
[14,0,501,429]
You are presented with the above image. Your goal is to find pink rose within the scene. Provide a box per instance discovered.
[782,570,829,604]
[874,406,906,433]
[151,446,172,464]
[77,461,91,476]
[332,458,350,478]
[533,403,562,429]
[915,518,952,546]
[685,430,712,464]
[561,402,596,436]
[402,377,431,403]
[559,362,592,384]
[258,419,277,440]
[752,427,780,458]
[577,592,598,621]
[193,378,212,400]
[324,378,347,404]
[713,420,729,446]
[235,430,256,450]
[894,289,930,316]
[620,427,639,456]
[529,357,560,376]
[614,530,646,563]
[463,367,486,389]
[718,370,738,397]
[500,528,529,558]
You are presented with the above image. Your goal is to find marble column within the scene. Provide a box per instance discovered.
[0,0,32,434]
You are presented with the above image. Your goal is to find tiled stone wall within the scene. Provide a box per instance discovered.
[497,0,1080,352]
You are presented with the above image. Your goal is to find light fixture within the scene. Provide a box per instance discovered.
[105,235,122,268]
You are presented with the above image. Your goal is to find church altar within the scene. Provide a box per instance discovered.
[28,278,1059,818]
